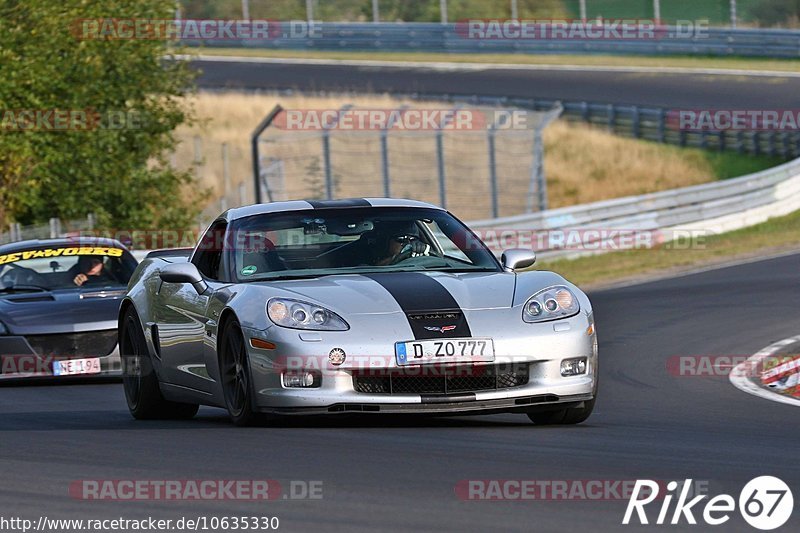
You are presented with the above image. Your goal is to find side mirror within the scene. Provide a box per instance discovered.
[159,263,207,294]
[501,249,536,272]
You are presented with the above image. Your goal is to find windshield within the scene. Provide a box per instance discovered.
[0,244,138,291]
[229,207,500,282]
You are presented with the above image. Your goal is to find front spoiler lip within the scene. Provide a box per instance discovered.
[256,393,594,416]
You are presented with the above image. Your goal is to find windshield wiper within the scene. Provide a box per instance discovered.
[0,284,50,294]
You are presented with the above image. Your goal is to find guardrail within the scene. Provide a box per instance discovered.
[396,93,800,159]
[191,22,800,58]
[469,156,800,259]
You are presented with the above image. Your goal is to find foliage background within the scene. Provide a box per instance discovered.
[0,0,206,230]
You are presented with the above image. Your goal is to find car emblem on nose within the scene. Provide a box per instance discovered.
[424,325,457,333]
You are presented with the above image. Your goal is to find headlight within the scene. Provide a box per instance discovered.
[267,298,349,331]
[0,321,8,335]
[522,286,580,323]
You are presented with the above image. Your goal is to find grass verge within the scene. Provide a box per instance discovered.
[193,48,800,74]
[538,209,800,288]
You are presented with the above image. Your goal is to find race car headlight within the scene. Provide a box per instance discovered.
[0,321,8,335]
[267,298,349,331]
[523,286,580,323]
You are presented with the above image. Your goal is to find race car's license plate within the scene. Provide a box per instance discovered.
[53,358,101,376]
[395,338,495,366]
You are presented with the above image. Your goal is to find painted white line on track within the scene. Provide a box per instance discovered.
[729,336,800,406]
[180,54,800,78]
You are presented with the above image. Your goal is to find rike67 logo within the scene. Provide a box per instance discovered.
[623,476,793,530]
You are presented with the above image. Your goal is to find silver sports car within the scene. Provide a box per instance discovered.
[119,199,598,425]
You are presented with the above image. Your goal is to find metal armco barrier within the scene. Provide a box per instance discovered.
[187,23,800,58]
[469,157,800,259]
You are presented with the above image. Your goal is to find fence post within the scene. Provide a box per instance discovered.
[487,125,499,218]
[435,104,461,209]
[580,101,589,123]
[251,105,283,204]
[380,104,407,197]
[534,128,547,212]
[719,131,726,152]
[49,218,61,238]
[322,133,333,200]
[87,213,96,231]
[435,131,447,208]
[782,132,790,159]
[607,104,616,133]
[321,104,353,201]
[631,106,641,138]
[658,109,666,143]
[221,143,231,210]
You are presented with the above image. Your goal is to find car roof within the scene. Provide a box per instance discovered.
[0,237,128,255]
[223,198,443,222]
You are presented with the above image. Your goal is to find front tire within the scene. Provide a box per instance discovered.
[527,397,595,425]
[120,307,199,420]
[528,363,598,425]
[219,319,262,426]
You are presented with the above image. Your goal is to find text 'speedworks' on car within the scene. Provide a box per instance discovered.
[0,238,138,381]
[120,199,598,425]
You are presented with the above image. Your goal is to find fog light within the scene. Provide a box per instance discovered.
[282,371,320,388]
[561,357,587,377]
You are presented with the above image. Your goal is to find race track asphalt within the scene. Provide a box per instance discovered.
[192,58,800,108]
[2,252,799,532]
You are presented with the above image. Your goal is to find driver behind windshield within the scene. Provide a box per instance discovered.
[69,256,113,287]
[373,222,432,266]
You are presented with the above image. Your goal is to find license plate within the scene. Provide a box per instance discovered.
[53,358,102,376]
[395,338,495,366]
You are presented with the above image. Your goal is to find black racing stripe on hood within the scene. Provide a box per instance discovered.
[306,199,370,209]
[363,273,471,340]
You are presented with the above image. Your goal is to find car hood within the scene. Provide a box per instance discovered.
[0,288,125,335]
[255,272,517,314]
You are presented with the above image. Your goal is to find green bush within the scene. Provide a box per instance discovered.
[0,0,207,231]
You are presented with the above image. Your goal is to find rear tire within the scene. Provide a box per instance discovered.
[219,319,263,427]
[120,307,199,420]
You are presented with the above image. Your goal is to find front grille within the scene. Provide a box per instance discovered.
[353,364,529,395]
[25,330,118,359]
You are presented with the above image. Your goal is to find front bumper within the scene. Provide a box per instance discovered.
[244,311,598,415]
[0,334,121,382]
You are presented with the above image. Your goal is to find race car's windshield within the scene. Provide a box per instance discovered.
[229,207,501,282]
[0,244,138,292]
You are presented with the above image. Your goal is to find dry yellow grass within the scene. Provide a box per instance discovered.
[175,92,739,220]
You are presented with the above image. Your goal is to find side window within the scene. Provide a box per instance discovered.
[192,221,227,281]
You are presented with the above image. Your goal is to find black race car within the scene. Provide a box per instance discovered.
[0,238,138,380]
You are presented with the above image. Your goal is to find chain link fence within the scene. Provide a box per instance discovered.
[1,216,97,246]
[252,102,562,220]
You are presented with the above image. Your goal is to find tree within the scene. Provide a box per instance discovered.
[0,0,207,230]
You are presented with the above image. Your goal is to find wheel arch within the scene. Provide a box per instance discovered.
[216,307,241,355]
